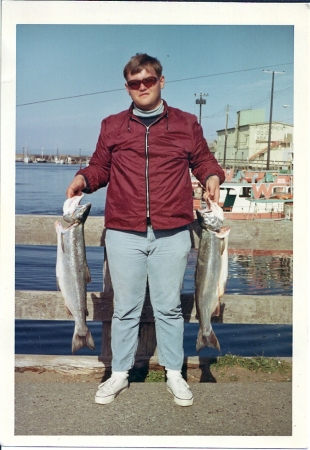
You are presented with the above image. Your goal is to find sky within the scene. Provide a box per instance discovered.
[16,24,294,156]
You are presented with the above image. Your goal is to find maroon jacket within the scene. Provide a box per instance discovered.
[77,100,225,231]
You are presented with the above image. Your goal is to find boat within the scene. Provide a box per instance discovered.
[36,150,47,163]
[53,148,65,164]
[54,156,65,164]
[23,156,33,164]
[191,168,293,220]
[218,181,293,220]
[67,156,77,164]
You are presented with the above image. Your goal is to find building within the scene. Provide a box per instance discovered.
[215,109,293,165]
[207,140,216,155]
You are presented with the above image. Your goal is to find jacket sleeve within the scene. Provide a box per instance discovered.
[189,119,225,186]
[75,120,111,193]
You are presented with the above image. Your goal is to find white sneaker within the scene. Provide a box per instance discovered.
[166,375,194,407]
[95,373,128,405]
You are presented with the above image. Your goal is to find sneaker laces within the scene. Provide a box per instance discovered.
[176,378,190,392]
[97,377,117,395]
[170,376,190,394]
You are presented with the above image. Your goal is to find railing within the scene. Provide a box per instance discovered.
[216,158,293,172]
[16,156,294,173]
[15,215,293,373]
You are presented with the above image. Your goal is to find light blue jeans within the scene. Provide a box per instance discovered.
[105,225,191,372]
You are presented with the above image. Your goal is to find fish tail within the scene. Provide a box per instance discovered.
[72,328,95,353]
[196,328,220,352]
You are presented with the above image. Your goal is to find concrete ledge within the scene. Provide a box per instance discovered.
[15,354,292,374]
[15,291,292,324]
[15,215,293,250]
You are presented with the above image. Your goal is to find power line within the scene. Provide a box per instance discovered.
[16,62,293,107]
[165,63,291,85]
[16,87,124,107]
[274,84,293,95]
[231,84,293,112]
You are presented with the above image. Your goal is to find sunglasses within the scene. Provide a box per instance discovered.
[127,76,159,90]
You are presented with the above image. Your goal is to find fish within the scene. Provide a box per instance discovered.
[54,194,95,353]
[195,200,230,352]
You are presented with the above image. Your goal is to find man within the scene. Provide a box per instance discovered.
[66,53,225,407]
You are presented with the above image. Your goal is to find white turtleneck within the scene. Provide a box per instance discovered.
[133,100,164,117]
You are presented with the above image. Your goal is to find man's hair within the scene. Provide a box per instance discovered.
[123,53,163,80]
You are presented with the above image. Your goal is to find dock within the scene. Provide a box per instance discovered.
[13,215,297,440]
[15,216,293,372]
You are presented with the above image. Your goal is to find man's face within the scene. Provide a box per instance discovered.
[125,67,165,111]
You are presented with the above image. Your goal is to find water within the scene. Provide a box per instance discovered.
[15,245,104,292]
[15,162,106,215]
[15,245,293,296]
[15,320,291,358]
[15,163,293,357]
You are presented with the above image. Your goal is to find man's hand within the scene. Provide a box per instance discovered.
[203,175,221,204]
[66,175,87,198]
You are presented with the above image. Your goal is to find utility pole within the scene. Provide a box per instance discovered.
[223,104,229,166]
[195,93,208,124]
[263,70,284,170]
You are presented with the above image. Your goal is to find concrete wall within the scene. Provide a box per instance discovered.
[15,215,293,251]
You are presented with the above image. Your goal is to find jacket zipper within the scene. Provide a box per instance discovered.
[145,126,150,218]
[131,115,165,223]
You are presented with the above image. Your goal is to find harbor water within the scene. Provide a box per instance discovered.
[15,161,106,216]
[15,162,293,358]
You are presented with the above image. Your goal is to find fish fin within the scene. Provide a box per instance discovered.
[211,300,221,317]
[86,265,91,284]
[56,277,60,291]
[55,221,66,252]
[217,226,231,238]
[86,329,95,349]
[218,284,225,299]
[218,229,230,256]
[61,233,65,253]
[218,234,229,295]
[196,328,220,352]
[219,239,226,256]
[215,227,231,244]
[65,306,73,316]
[218,265,228,297]
[72,328,95,353]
